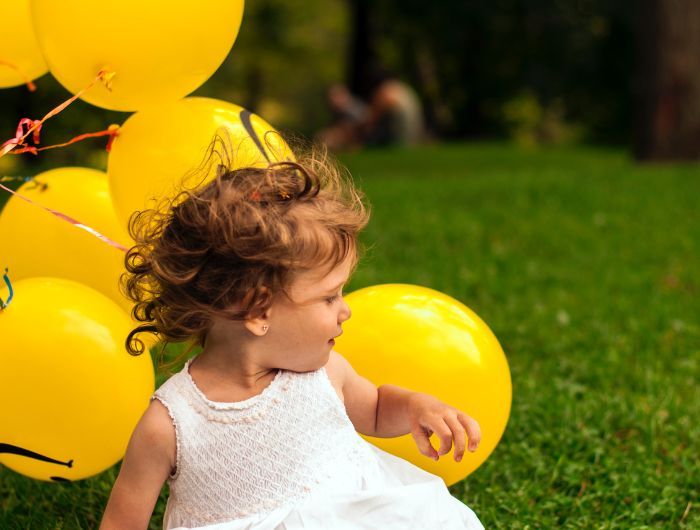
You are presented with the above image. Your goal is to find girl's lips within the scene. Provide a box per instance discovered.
[328,339,335,346]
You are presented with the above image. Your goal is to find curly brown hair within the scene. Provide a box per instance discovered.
[122,134,370,366]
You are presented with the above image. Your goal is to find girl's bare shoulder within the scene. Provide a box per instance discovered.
[324,351,349,402]
[133,398,177,473]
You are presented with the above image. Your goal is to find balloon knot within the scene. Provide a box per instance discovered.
[0,59,37,92]
[105,124,120,152]
[98,67,116,92]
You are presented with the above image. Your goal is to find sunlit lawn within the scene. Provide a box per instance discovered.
[1,143,698,528]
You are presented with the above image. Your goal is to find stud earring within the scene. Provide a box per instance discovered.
[262,325,269,332]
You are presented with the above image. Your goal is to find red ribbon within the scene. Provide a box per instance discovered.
[8,124,120,155]
[0,68,114,158]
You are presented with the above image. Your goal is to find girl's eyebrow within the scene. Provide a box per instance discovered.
[323,280,347,294]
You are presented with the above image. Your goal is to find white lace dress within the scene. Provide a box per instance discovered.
[152,357,484,530]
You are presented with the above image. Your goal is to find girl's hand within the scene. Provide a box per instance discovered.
[407,393,481,462]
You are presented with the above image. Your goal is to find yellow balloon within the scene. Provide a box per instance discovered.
[0,277,154,481]
[108,97,294,226]
[29,0,244,111]
[0,0,48,88]
[336,284,512,485]
[0,167,133,313]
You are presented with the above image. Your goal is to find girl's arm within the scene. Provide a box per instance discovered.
[99,400,176,530]
[329,351,481,462]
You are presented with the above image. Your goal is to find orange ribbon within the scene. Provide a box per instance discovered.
[0,68,115,158]
[8,124,120,156]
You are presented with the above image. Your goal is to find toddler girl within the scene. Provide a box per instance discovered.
[100,143,484,529]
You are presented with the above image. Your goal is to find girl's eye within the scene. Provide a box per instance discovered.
[326,295,339,304]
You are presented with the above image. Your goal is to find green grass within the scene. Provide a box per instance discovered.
[2,143,699,528]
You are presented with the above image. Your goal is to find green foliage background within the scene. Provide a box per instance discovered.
[0,0,640,175]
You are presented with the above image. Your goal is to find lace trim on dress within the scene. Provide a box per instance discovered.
[183,358,291,423]
[151,395,181,480]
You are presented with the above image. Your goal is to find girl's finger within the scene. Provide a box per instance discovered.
[458,412,481,452]
[410,425,438,460]
[444,414,466,462]
[428,418,453,457]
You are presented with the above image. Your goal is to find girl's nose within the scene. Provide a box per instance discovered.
[339,298,351,322]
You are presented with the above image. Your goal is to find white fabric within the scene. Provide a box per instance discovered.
[153,357,484,530]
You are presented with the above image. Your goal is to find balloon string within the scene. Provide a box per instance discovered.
[0,268,13,309]
[0,59,37,92]
[0,68,115,159]
[0,182,128,253]
[8,124,120,156]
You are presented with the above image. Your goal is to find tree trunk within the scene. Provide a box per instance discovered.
[635,0,700,160]
[345,0,378,99]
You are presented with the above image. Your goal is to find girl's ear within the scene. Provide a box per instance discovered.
[243,310,271,337]
[241,286,274,337]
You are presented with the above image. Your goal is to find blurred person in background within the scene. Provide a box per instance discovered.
[316,83,369,151]
[318,69,425,151]
[363,68,425,147]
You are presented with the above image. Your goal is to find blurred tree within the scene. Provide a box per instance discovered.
[346,0,379,99]
[348,0,636,144]
[4,1,680,158]
[195,0,349,137]
[634,0,700,160]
